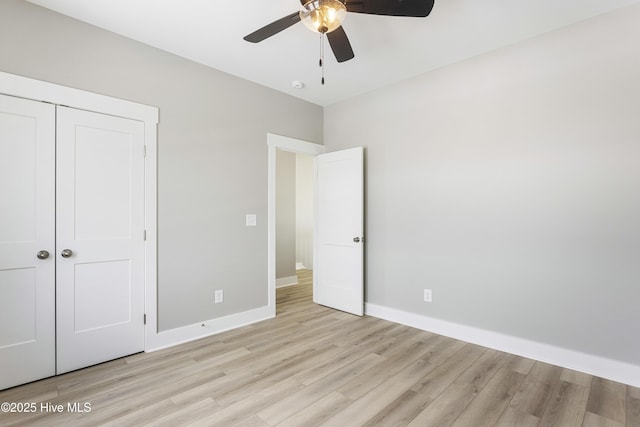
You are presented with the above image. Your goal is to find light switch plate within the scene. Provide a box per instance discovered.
[215,290,223,304]
[246,214,257,227]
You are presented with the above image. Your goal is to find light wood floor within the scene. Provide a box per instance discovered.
[1,269,638,426]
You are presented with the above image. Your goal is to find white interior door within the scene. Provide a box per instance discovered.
[314,147,364,316]
[56,106,145,374]
[0,94,56,389]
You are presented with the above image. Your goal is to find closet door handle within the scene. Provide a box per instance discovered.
[61,249,73,258]
[37,250,50,260]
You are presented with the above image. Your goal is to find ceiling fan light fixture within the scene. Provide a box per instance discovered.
[300,0,346,34]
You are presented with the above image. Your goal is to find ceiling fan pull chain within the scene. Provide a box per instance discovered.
[319,33,325,85]
[319,33,323,67]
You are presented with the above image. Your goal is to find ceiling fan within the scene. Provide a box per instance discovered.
[243,0,436,65]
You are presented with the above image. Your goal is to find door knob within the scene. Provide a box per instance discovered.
[37,250,50,260]
[61,249,73,258]
[353,237,361,243]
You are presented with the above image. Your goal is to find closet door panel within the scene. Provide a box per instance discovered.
[56,106,145,374]
[0,94,55,390]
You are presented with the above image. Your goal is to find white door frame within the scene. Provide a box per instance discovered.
[0,72,159,351]
[267,133,325,315]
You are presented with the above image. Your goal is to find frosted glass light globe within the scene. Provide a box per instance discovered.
[300,0,347,34]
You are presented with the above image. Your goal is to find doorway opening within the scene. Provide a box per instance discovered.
[275,150,314,312]
[267,134,325,316]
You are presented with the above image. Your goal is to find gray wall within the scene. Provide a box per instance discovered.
[0,0,322,331]
[324,5,640,365]
[276,150,296,280]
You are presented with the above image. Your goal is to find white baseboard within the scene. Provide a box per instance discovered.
[145,305,274,352]
[276,275,298,288]
[296,262,306,270]
[365,303,640,388]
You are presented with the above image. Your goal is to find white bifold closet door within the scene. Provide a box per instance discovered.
[0,94,56,390]
[0,95,145,389]
[55,106,145,374]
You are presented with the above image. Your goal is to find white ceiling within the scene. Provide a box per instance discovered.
[26,0,640,106]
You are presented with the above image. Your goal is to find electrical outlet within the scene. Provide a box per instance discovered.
[215,290,223,304]
[423,289,432,303]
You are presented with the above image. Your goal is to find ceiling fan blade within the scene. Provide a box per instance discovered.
[243,12,301,43]
[345,0,435,17]
[327,26,355,63]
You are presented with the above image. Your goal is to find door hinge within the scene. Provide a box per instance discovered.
[144,229,147,241]
[144,314,147,325]
[143,145,147,157]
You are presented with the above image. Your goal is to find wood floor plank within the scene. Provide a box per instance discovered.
[58,363,227,426]
[98,397,183,427]
[582,411,625,427]
[627,386,640,427]
[275,391,352,427]
[141,398,218,427]
[410,342,486,399]
[234,415,271,427]
[213,345,345,408]
[295,340,391,387]
[186,377,305,427]
[586,377,627,424]
[501,353,536,375]
[258,353,383,425]
[321,357,434,426]
[539,380,590,427]
[450,367,526,427]
[493,406,541,427]
[336,335,447,400]
[453,348,507,390]
[501,361,563,419]
[561,367,594,387]
[0,270,635,427]
[361,389,433,427]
